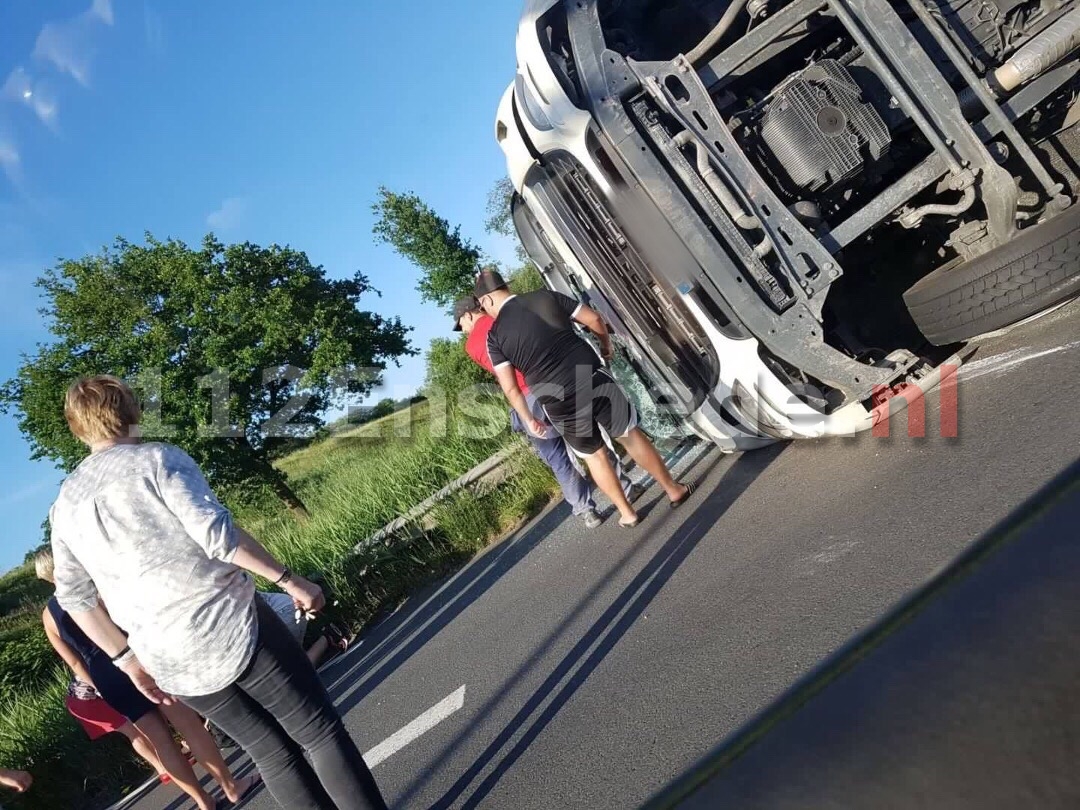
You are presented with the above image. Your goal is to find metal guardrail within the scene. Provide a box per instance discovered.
[354,443,528,552]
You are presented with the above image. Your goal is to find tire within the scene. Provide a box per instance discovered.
[903,204,1080,346]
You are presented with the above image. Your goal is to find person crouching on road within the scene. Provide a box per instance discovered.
[453,295,640,528]
[48,374,388,810]
[474,270,694,528]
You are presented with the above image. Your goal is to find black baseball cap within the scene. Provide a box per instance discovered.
[452,296,481,331]
[474,269,508,298]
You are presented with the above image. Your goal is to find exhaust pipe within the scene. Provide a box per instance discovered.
[994,8,1080,92]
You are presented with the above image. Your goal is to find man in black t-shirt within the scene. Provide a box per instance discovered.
[476,270,694,527]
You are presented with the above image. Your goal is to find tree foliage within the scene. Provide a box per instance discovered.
[0,234,414,515]
[484,177,516,239]
[372,187,481,310]
[485,176,529,264]
[368,397,398,421]
[507,263,545,295]
[423,337,489,404]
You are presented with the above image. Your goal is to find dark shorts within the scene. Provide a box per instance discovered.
[542,368,639,456]
[86,658,156,723]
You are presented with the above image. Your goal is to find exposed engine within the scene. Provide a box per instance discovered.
[758,59,891,195]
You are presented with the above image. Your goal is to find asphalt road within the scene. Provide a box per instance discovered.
[129,300,1080,810]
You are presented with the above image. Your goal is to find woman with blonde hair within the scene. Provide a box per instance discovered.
[35,549,259,810]
[49,375,385,810]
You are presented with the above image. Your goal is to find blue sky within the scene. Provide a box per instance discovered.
[0,0,523,570]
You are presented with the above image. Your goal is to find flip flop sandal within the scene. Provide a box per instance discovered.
[670,482,696,508]
[323,622,352,651]
[619,515,641,528]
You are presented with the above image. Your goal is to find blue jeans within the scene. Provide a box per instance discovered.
[511,398,634,515]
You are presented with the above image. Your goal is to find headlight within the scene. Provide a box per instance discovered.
[515,71,552,131]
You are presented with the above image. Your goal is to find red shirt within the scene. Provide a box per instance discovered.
[466,314,529,394]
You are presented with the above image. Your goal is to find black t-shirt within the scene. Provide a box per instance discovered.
[487,290,601,404]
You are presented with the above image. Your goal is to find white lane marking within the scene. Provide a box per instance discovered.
[364,685,466,768]
[959,340,1080,382]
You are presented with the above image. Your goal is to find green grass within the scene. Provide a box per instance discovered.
[237,396,557,631]
[0,396,559,809]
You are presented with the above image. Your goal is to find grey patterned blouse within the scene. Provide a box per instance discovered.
[50,442,257,697]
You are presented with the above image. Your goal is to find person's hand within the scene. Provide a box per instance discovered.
[285,575,326,614]
[119,656,175,706]
[0,769,32,793]
[526,418,548,438]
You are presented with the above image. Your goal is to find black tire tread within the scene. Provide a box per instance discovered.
[903,205,1080,345]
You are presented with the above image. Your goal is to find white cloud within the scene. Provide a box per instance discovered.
[2,68,59,128]
[92,0,115,26]
[32,0,115,86]
[0,139,21,184]
[207,197,249,232]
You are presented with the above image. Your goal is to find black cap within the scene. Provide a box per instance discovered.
[452,296,481,331]
[474,269,508,298]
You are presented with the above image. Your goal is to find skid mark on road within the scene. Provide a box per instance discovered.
[796,540,861,577]
[365,685,466,768]
[961,340,1080,383]
[811,540,861,565]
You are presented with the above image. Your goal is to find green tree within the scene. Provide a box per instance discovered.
[423,337,489,403]
[368,397,398,421]
[507,263,545,295]
[484,176,530,264]
[0,235,413,517]
[372,187,481,310]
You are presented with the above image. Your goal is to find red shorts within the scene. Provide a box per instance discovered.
[65,695,129,741]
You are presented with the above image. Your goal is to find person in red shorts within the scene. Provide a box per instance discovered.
[63,675,170,779]
[453,295,639,528]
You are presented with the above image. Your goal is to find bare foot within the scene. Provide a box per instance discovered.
[223,773,262,804]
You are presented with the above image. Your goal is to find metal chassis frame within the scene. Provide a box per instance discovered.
[558,0,1073,403]
[567,0,904,401]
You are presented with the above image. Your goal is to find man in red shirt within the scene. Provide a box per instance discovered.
[453,296,637,528]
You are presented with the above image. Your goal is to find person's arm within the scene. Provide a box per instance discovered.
[154,446,323,609]
[41,608,95,688]
[572,304,615,362]
[231,527,324,612]
[494,364,546,438]
[0,768,32,793]
[65,601,173,705]
[486,329,546,438]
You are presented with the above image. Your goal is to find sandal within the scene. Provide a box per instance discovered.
[322,622,352,652]
[670,482,696,508]
[619,515,641,528]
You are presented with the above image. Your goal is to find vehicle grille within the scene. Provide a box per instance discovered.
[531,150,718,401]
